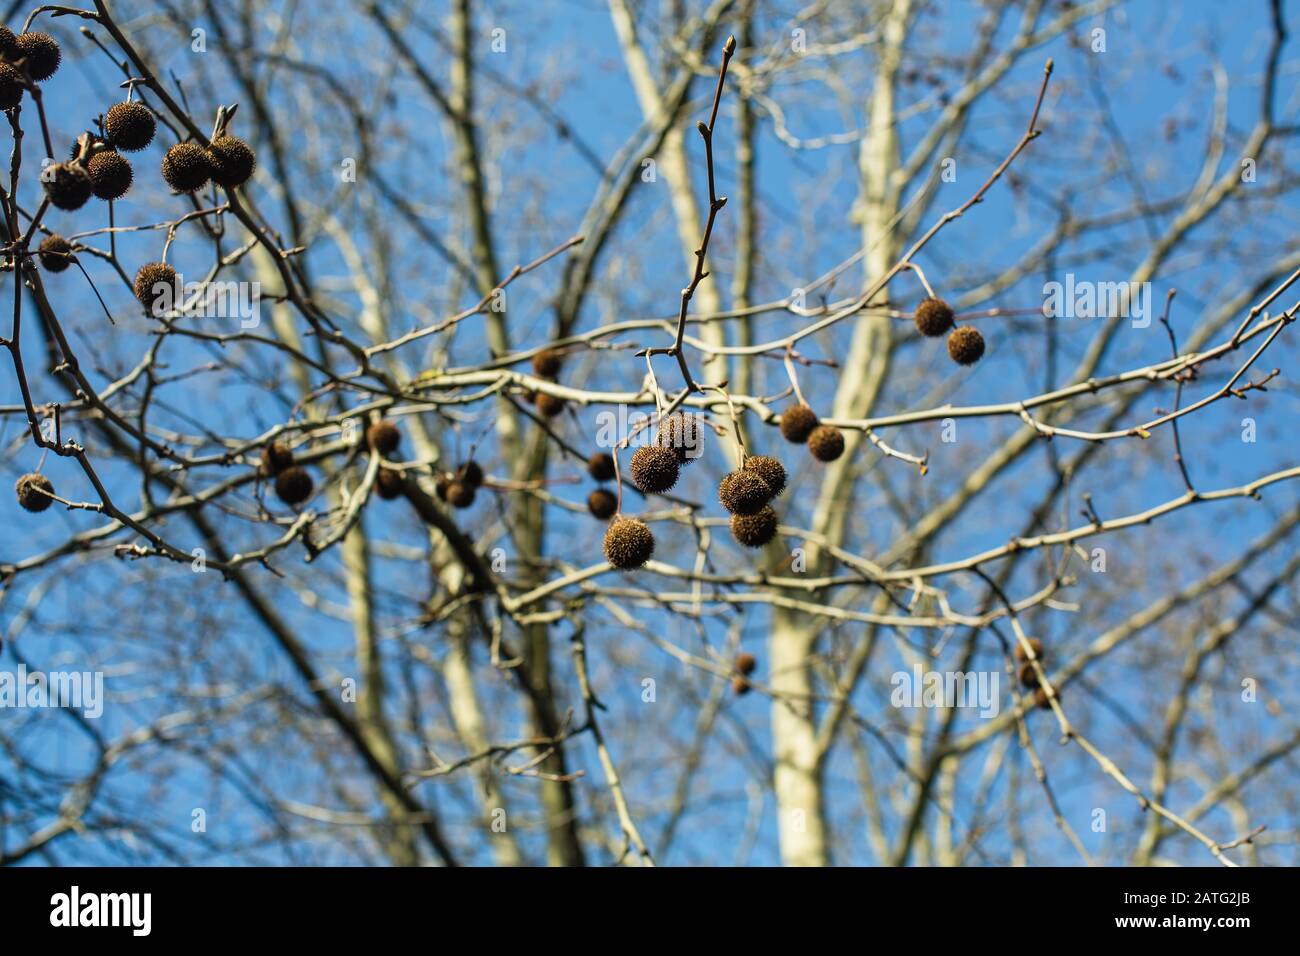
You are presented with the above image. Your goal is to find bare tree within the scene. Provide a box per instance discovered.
[2,0,1298,867]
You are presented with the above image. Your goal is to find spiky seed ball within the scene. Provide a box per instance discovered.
[808,425,845,463]
[947,326,985,366]
[274,466,313,505]
[730,506,778,548]
[736,652,757,676]
[375,468,405,500]
[780,403,819,444]
[133,262,177,316]
[37,235,73,273]
[1018,662,1040,689]
[15,32,60,82]
[15,472,54,512]
[104,101,156,152]
[161,141,212,193]
[743,455,786,498]
[657,413,702,464]
[446,481,475,509]
[366,420,401,457]
[456,460,484,488]
[435,475,451,501]
[603,516,654,570]
[531,348,562,378]
[1014,637,1044,664]
[731,675,752,696]
[914,297,955,337]
[719,469,771,516]
[587,488,617,520]
[0,26,17,59]
[260,441,294,475]
[630,445,679,494]
[206,135,256,188]
[535,392,565,418]
[586,452,615,483]
[0,62,24,111]
[43,163,92,211]
[87,150,133,201]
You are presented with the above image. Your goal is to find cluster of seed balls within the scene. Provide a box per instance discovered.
[778,403,844,463]
[260,439,313,506]
[365,420,408,502]
[585,450,618,520]
[122,128,256,316]
[528,348,566,418]
[913,296,985,366]
[601,412,792,570]
[17,25,258,319]
[435,455,485,509]
[1015,637,1057,710]
[732,652,757,696]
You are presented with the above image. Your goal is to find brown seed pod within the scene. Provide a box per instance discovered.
[43,163,92,211]
[531,348,563,378]
[630,445,679,494]
[1032,686,1057,711]
[1014,637,1044,664]
[375,468,405,500]
[161,141,212,193]
[15,472,54,512]
[807,425,845,463]
[1018,662,1040,689]
[15,32,60,82]
[735,652,758,676]
[132,262,178,316]
[104,101,156,152]
[366,420,401,457]
[435,475,451,501]
[718,469,771,516]
[730,506,778,548]
[742,455,786,498]
[587,488,617,520]
[0,26,18,59]
[603,516,654,570]
[446,481,476,509]
[0,62,24,111]
[779,403,819,444]
[206,134,256,188]
[657,413,702,465]
[274,466,313,505]
[37,235,74,273]
[535,392,565,418]
[947,326,986,366]
[586,451,615,483]
[260,441,294,475]
[914,296,955,337]
[87,150,133,201]
[731,675,752,696]
[455,460,484,488]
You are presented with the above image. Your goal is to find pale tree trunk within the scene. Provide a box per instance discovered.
[608,0,728,368]
[255,245,421,866]
[769,0,912,867]
[447,0,584,866]
[326,217,527,866]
